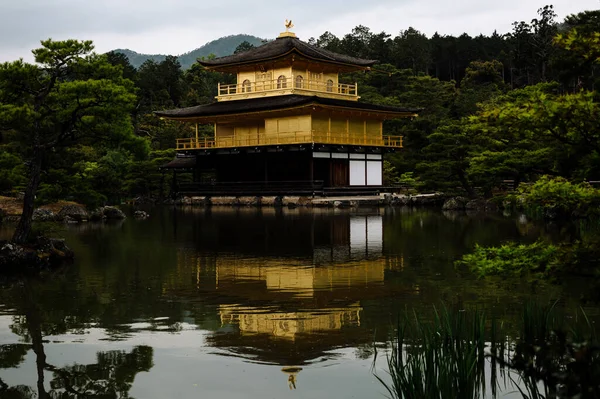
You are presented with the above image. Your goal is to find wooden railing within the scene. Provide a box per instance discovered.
[176,131,403,150]
[218,77,358,97]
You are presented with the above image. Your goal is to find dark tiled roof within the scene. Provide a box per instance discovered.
[199,36,377,68]
[160,156,196,169]
[154,95,420,119]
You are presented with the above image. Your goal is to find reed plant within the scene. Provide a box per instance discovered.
[375,303,600,399]
[375,306,492,399]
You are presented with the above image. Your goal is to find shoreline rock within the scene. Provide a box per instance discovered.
[32,208,56,222]
[442,196,469,211]
[0,237,74,272]
[134,210,150,219]
[166,193,449,209]
[57,205,88,222]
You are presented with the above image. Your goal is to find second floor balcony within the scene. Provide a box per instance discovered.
[217,76,358,101]
[176,131,402,150]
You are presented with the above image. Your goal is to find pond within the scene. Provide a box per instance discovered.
[0,207,595,398]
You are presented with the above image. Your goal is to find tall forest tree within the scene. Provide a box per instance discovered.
[0,40,138,243]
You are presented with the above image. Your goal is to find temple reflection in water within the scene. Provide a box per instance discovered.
[168,209,402,366]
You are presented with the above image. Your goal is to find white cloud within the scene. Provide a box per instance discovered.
[0,0,597,62]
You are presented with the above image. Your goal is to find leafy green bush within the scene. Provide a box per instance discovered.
[458,239,600,279]
[506,176,600,218]
[456,241,559,277]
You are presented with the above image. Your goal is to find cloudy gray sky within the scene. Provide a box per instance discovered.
[0,0,597,62]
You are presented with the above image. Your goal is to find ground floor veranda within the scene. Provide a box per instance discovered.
[162,144,394,196]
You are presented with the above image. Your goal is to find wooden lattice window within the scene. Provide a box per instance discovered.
[326,79,334,92]
[295,75,304,88]
[242,79,252,93]
[277,75,287,89]
[255,72,272,90]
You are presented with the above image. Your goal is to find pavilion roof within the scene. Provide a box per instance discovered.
[160,156,196,170]
[198,36,377,70]
[154,95,420,121]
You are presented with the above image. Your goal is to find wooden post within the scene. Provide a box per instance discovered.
[309,154,314,187]
[170,171,177,199]
[195,123,199,148]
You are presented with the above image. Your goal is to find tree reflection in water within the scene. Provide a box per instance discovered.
[0,345,153,398]
[0,281,154,399]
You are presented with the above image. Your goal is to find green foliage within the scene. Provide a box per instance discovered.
[383,160,400,185]
[418,120,477,196]
[234,41,255,54]
[511,176,600,217]
[0,150,26,193]
[463,83,600,191]
[457,241,559,277]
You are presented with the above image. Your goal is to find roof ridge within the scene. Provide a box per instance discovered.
[199,36,377,68]
[292,38,338,62]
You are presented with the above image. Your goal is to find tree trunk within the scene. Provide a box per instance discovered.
[12,147,43,244]
[457,171,476,198]
[24,284,48,399]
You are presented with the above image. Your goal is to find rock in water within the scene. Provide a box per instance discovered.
[58,205,89,222]
[0,237,74,270]
[90,206,127,220]
[89,208,106,221]
[32,208,56,222]
[134,210,150,219]
[101,206,127,220]
[442,196,469,210]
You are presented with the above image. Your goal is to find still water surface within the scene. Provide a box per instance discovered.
[0,207,590,398]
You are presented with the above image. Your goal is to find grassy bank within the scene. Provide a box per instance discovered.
[0,196,80,216]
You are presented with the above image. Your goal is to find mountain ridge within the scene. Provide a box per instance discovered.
[112,34,266,69]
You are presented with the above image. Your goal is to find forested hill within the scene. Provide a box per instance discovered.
[112,34,265,69]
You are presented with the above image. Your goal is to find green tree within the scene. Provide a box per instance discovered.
[0,39,137,243]
[554,10,600,91]
[417,120,477,196]
[234,41,255,54]
[466,83,600,188]
[391,27,431,75]
[453,60,506,117]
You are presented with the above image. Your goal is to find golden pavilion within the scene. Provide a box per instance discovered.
[157,23,419,195]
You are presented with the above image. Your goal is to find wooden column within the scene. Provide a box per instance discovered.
[264,153,269,183]
[309,154,314,187]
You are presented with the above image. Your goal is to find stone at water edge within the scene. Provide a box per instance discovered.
[89,208,106,221]
[134,210,150,219]
[32,208,56,222]
[0,237,74,269]
[442,196,469,210]
[237,196,261,207]
[101,206,127,220]
[57,204,89,222]
[464,199,500,212]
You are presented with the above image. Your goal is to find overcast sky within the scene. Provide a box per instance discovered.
[0,0,598,62]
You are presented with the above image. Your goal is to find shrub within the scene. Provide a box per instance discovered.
[506,176,600,218]
[456,241,559,277]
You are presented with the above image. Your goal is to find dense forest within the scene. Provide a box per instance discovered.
[0,5,598,210]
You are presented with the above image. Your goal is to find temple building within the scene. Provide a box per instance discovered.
[157,24,419,195]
